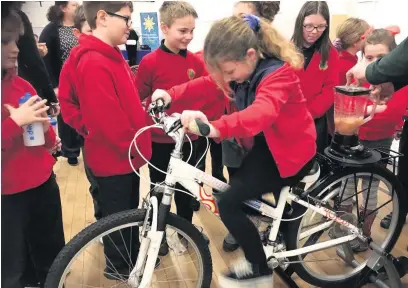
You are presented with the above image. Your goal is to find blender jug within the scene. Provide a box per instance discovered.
[327,86,377,161]
[334,86,376,136]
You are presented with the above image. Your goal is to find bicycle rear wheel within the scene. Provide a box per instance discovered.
[285,164,406,287]
[45,209,212,288]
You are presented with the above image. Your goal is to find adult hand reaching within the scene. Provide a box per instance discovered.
[370,83,395,103]
[346,61,395,103]
[346,60,368,86]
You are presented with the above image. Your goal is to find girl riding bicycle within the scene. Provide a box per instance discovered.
[152,14,317,287]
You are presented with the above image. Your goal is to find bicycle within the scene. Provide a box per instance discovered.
[45,100,406,288]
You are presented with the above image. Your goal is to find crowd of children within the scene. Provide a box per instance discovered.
[2,0,407,287]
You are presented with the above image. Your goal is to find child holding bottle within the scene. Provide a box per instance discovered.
[1,10,65,287]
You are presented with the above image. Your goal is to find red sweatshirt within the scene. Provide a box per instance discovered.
[167,64,317,178]
[337,50,358,85]
[58,56,87,136]
[296,46,339,118]
[359,85,408,141]
[194,50,226,121]
[1,73,56,195]
[64,34,151,177]
[135,43,208,143]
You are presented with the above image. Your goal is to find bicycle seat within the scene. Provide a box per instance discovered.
[300,160,320,184]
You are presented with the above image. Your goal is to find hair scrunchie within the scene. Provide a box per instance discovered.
[243,13,261,33]
[332,38,343,50]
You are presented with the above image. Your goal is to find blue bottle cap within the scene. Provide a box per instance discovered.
[19,93,32,104]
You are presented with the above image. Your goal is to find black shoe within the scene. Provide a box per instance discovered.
[380,212,392,229]
[223,233,239,252]
[68,157,79,166]
[219,259,273,287]
[191,198,200,211]
[193,225,210,245]
[202,231,210,245]
[159,240,169,256]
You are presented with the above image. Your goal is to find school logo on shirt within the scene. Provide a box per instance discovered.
[187,69,196,80]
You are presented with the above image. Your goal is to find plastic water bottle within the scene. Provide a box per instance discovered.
[19,93,45,146]
[48,115,58,136]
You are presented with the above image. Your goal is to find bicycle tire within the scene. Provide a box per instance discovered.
[285,164,406,287]
[44,209,213,288]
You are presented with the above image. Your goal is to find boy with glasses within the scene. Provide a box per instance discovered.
[62,1,152,278]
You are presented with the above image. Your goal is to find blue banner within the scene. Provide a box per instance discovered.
[140,12,160,50]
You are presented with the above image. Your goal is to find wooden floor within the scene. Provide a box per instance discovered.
[54,153,408,287]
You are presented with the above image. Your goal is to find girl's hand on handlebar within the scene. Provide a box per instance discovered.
[151,89,171,106]
[181,110,220,137]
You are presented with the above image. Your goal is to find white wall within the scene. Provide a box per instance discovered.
[22,0,407,52]
[348,0,408,44]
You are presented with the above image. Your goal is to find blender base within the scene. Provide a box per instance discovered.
[324,133,382,165]
[324,147,382,166]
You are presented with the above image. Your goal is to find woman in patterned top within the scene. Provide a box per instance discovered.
[40,1,81,166]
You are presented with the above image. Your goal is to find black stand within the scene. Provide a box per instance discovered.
[276,242,408,288]
[274,267,299,288]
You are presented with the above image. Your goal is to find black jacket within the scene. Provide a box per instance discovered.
[16,10,58,103]
[126,29,139,66]
[39,21,63,88]
[366,37,408,91]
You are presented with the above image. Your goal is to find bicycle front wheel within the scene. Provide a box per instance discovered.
[45,209,212,288]
[285,164,406,287]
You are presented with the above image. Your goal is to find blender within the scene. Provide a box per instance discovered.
[325,86,381,164]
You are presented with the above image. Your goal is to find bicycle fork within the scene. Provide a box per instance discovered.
[127,186,174,287]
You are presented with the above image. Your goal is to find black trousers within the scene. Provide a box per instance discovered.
[94,172,140,270]
[58,113,81,159]
[82,147,102,220]
[1,174,65,288]
[149,141,196,222]
[315,115,329,154]
[195,137,226,182]
[217,137,313,269]
[398,121,407,207]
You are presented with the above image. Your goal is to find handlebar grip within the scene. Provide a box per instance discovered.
[188,119,211,137]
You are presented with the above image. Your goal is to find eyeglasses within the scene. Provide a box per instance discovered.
[106,12,132,27]
[303,24,328,32]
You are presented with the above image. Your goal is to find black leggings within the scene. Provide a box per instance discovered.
[217,136,313,269]
[1,174,65,288]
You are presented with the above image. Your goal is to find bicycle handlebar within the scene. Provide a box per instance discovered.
[148,99,211,137]
[188,119,211,137]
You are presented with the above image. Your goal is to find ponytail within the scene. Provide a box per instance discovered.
[335,18,370,51]
[257,18,304,69]
[332,38,344,51]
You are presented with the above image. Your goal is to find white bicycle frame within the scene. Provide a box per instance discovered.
[130,155,363,287]
[127,111,365,287]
